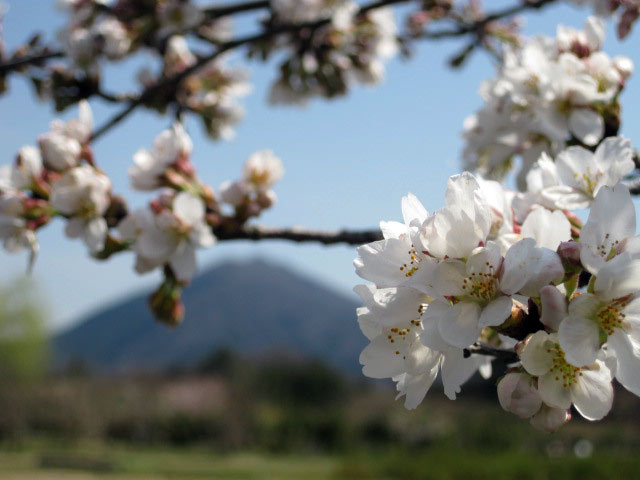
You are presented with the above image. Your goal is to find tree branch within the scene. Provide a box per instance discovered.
[217,225,383,245]
[0,50,64,74]
[464,343,519,363]
[203,0,269,18]
[89,0,559,142]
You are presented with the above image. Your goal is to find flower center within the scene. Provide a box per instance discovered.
[594,232,620,260]
[547,343,584,388]
[399,246,421,278]
[596,296,630,336]
[461,267,499,304]
[573,167,603,196]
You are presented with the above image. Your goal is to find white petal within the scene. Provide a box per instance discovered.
[538,372,572,410]
[478,296,513,328]
[169,243,197,282]
[594,254,640,300]
[540,286,567,331]
[84,217,107,252]
[520,331,554,376]
[521,209,571,251]
[441,348,479,400]
[438,301,482,348]
[558,314,601,367]
[608,329,640,396]
[173,192,205,226]
[569,108,604,146]
[570,362,613,421]
[402,193,428,227]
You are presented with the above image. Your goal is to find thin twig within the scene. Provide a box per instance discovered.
[90,0,559,141]
[0,50,63,74]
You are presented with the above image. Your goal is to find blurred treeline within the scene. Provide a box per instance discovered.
[3,279,640,480]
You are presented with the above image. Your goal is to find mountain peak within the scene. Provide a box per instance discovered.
[54,260,364,374]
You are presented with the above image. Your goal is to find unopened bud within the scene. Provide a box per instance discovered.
[256,190,276,209]
[149,281,184,327]
[497,372,542,419]
[530,405,570,433]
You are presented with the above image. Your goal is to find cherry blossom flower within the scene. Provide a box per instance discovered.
[119,192,215,282]
[50,165,111,253]
[38,100,93,172]
[520,331,613,421]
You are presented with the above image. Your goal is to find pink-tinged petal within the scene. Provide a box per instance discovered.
[558,314,601,367]
[169,243,197,282]
[594,254,640,300]
[521,209,571,251]
[401,193,428,227]
[438,302,482,349]
[570,361,613,421]
[540,286,567,331]
[497,372,542,419]
[478,296,513,328]
[441,348,479,400]
[607,330,640,396]
[520,331,554,376]
[538,372,572,410]
[568,108,604,146]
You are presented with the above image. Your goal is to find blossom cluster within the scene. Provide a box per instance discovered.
[462,16,633,188]
[139,36,251,140]
[354,135,640,431]
[265,0,399,105]
[0,100,285,324]
[0,100,111,260]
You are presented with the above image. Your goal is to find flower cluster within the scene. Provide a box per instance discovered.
[462,16,633,188]
[354,135,640,431]
[0,99,284,324]
[0,101,113,260]
[265,1,399,105]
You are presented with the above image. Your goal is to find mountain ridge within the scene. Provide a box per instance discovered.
[53,259,366,374]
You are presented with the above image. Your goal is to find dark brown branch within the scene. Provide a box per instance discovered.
[413,0,558,40]
[464,343,519,363]
[203,0,269,18]
[217,225,383,245]
[0,50,64,74]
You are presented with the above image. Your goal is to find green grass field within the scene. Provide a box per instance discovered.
[3,439,640,480]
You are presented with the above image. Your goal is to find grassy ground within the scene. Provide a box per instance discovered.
[3,439,640,480]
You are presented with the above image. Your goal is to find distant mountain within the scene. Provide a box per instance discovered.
[53,260,365,374]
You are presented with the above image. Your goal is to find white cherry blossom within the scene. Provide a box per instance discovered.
[520,331,613,421]
[119,192,215,282]
[50,165,111,253]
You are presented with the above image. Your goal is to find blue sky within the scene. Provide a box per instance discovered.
[1,0,639,331]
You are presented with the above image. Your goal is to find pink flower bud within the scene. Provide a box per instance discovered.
[557,241,582,267]
[530,405,570,433]
[497,372,542,419]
